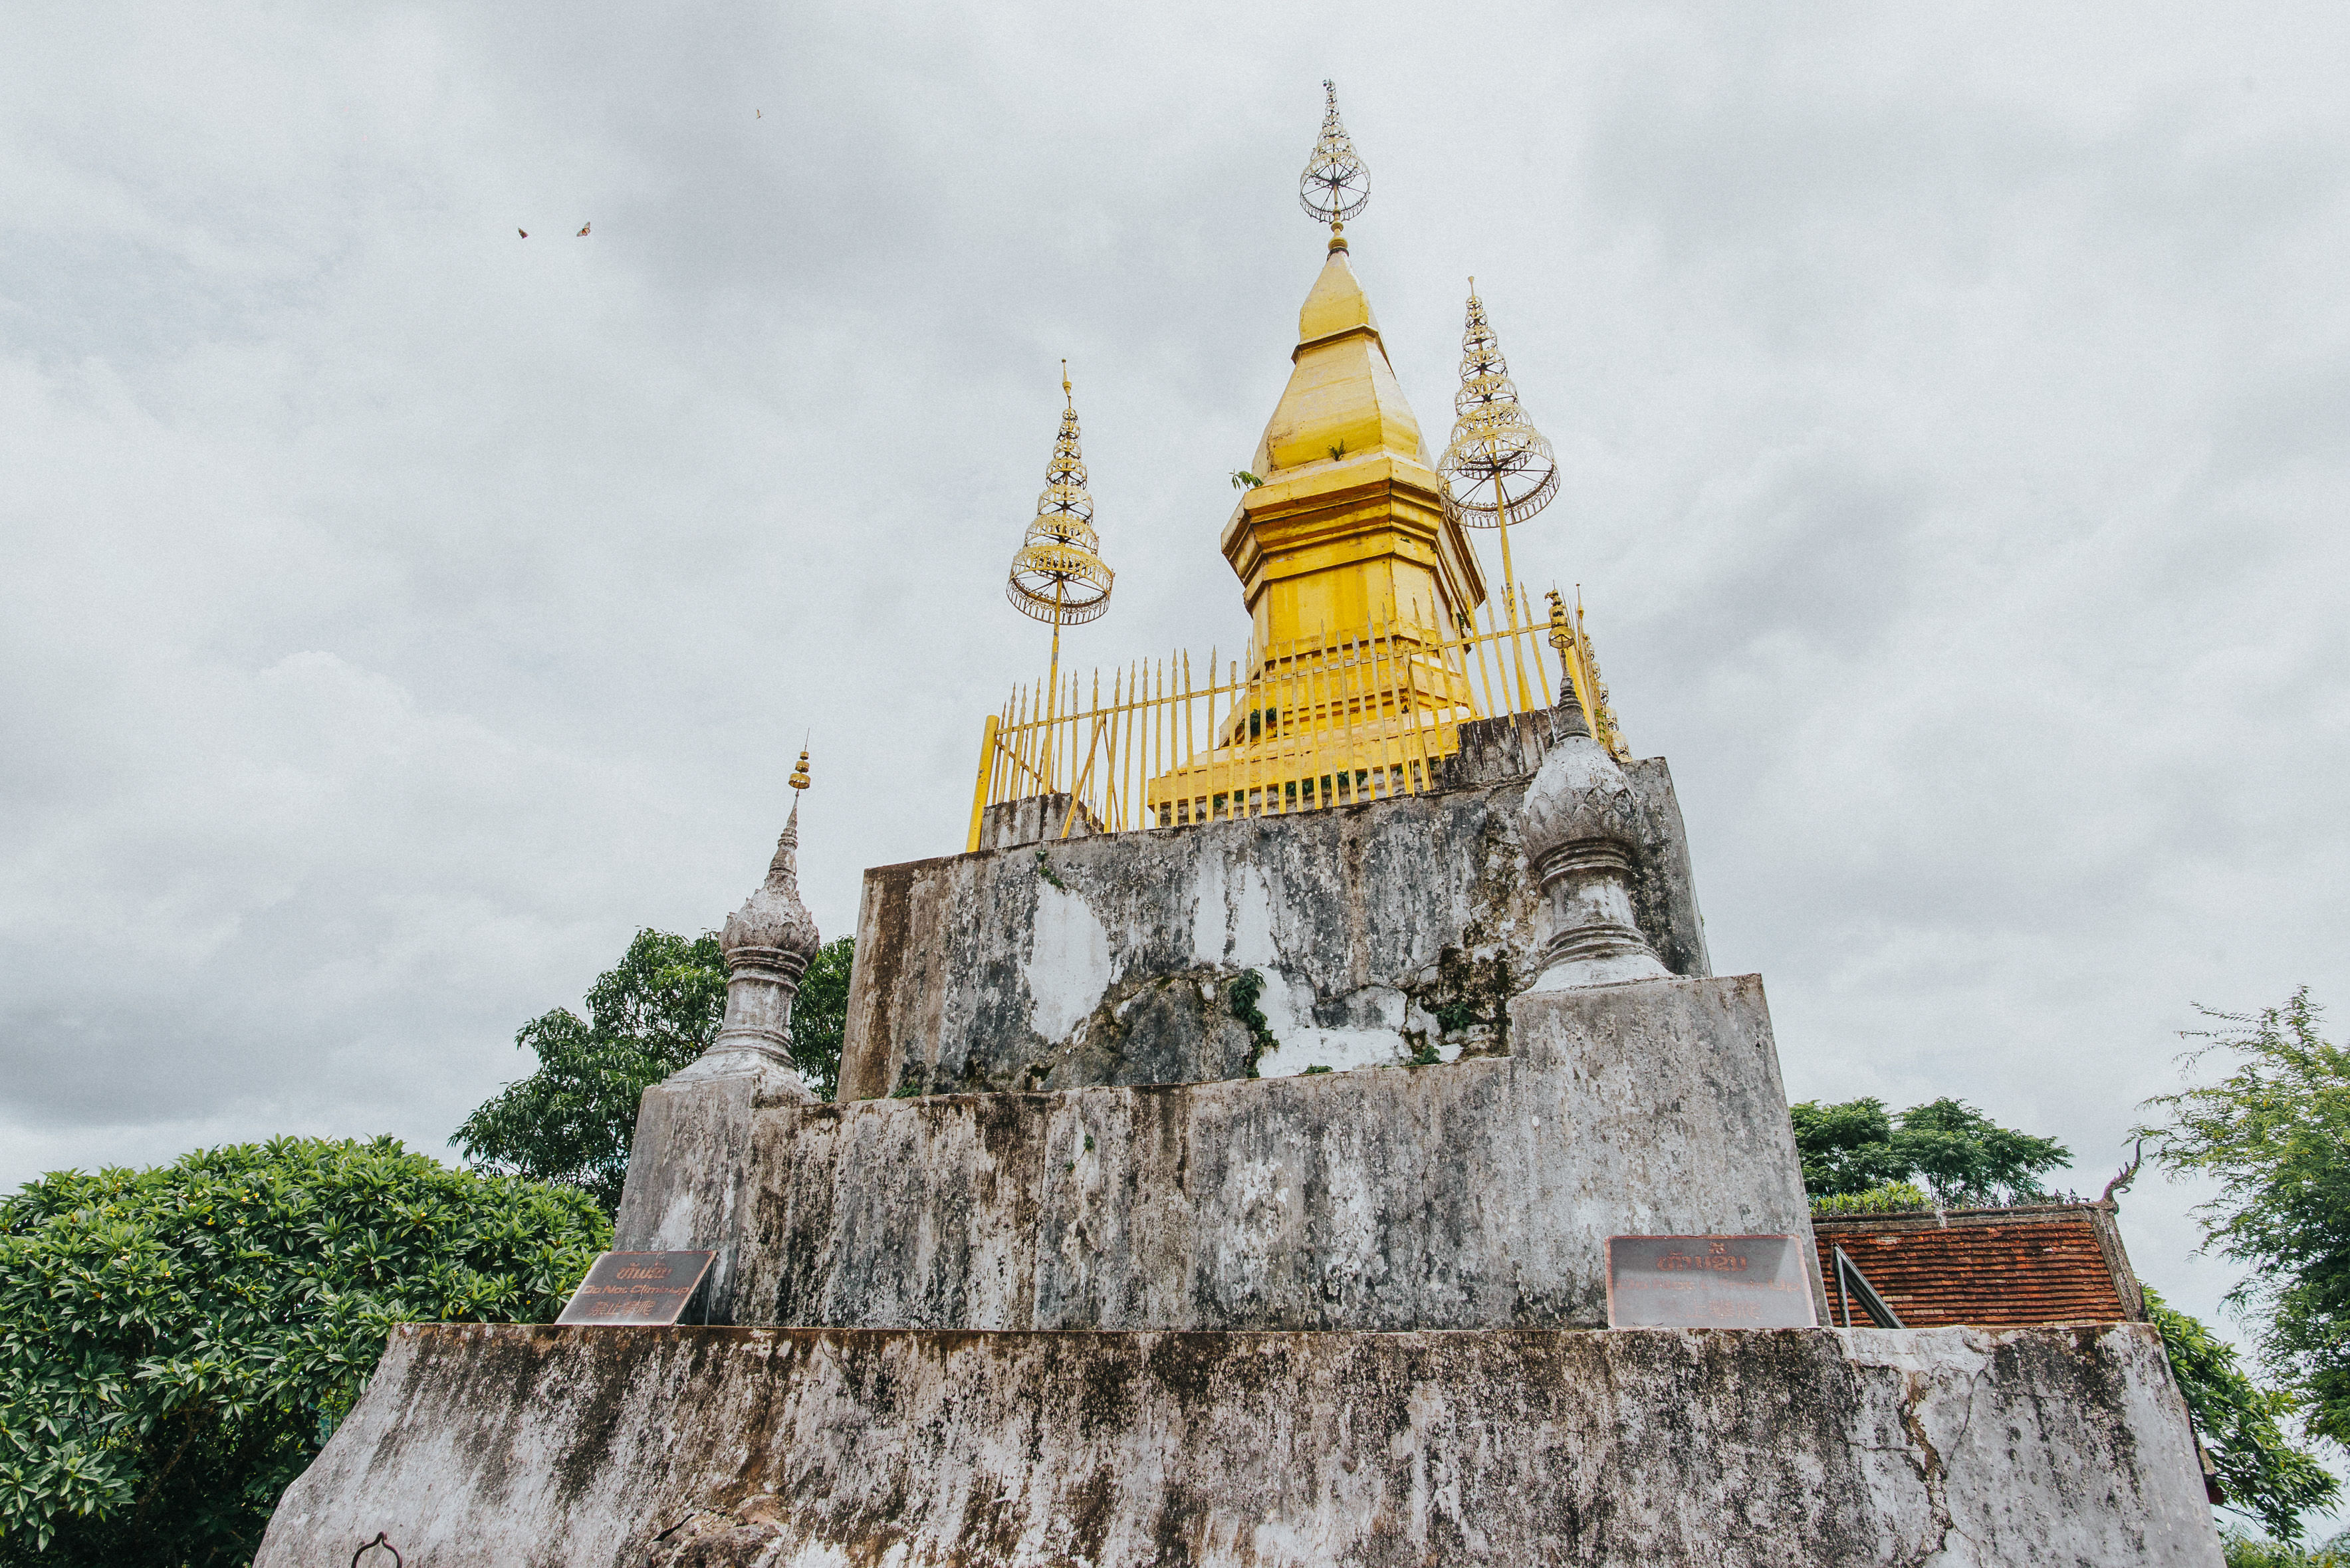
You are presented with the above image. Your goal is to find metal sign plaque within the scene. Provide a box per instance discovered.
[555,1251,716,1326]
[1605,1235,1818,1329]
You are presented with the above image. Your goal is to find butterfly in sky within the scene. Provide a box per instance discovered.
[576,223,590,237]
[518,229,528,238]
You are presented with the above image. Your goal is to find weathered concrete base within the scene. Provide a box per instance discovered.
[618,1058,810,1321]
[257,1321,2222,1568]
[617,975,1824,1330]
[845,754,1708,1099]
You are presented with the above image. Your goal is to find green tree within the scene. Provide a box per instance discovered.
[0,1137,606,1565]
[2138,990,2350,1448]
[2145,1287,2339,1539]
[792,936,853,1102]
[452,929,726,1212]
[453,929,854,1210]
[1789,1095,2071,1207]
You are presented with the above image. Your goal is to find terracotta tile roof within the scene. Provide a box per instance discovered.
[1812,1204,2136,1329]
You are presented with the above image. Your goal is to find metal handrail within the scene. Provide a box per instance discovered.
[967,587,1623,850]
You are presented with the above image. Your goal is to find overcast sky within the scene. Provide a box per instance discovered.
[6,0,2347,1456]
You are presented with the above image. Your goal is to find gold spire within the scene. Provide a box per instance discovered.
[789,746,811,791]
[1440,281,1560,526]
[1007,362,1112,629]
[1007,364,1114,732]
[1298,79,1368,245]
[1439,280,1559,709]
[1547,587,1627,760]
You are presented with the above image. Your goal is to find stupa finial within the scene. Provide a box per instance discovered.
[1007,365,1114,730]
[1439,280,1561,708]
[1300,79,1368,247]
[1546,588,1627,761]
[1441,280,1560,527]
[677,750,820,1091]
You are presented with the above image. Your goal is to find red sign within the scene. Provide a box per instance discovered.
[1605,1235,1817,1328]
[555,1251,716,1326]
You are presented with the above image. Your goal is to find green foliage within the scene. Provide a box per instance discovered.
[1228,470,1265,491]
[2223,1527,2350,1567]
[1789,1095,2071,1207]
[1809,1181,1932,1218]
[453,930,854,1211]
[452,929,725,1212]
[790,937,854,1103]
[2145,1288,2339,1539]
[2138,990,2350,1451]
[0,1137,606,1565]
[1792,1098,1909,1194]
[1227,971,1278,1077]
[1431,1005,1475,1034]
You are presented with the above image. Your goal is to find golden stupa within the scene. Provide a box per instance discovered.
[1220,233,1488,662]
[1142,85,1486,820]
[969,82,1617,847]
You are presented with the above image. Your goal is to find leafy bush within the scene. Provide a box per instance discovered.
[0,1137,606,1565]
[2223,1526,2350,1567]
[1809,1181,1932,1218]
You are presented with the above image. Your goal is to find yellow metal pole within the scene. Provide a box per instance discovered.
[1470,601,1499,717]
[1371,615,1399,797]
[1494,468,1534,712]
[1310,623,1332,809]
[966,713,1000,853]
[1205,650,1220,818]
[1044,578,1065,791]
[1516,585,1545,704]
[1181,651,1195,774]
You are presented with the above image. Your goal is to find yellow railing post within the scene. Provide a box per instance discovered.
[966,713,1000,854]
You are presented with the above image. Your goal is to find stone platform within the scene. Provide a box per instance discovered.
[845,748,1709,1099]
[254,1319,2220,1568]
[619,976,1825,1327]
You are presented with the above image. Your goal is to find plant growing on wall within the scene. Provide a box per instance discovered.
[1227,970,1279,1077]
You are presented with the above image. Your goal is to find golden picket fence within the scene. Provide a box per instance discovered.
[966,588,1625,851]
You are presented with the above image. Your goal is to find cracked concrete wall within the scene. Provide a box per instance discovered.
[842,742,1708,1100]
[618,975,1825,1330]
[255,1320,2223,1568]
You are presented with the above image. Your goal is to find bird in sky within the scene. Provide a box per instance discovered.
[518,228,529,238]
[576,223,590,237]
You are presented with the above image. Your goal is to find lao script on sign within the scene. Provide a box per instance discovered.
[1605,1235,1818,1329]
[556,1251,716,1326]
